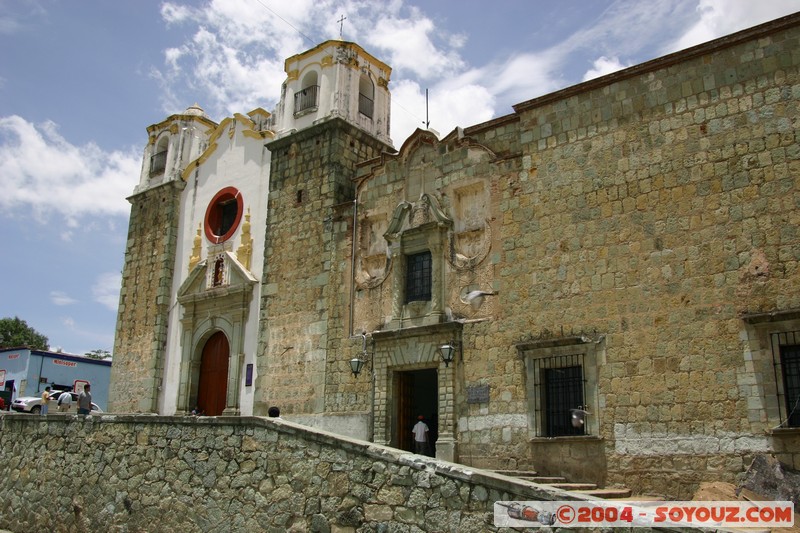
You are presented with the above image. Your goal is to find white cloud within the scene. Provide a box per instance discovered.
[583,56,630,81]
[0,116,140,223]
[0,1,46,35]
[50,291,78,306]
[669,0,800,52]
[365,14,465,80]
[92,272,122,312]
[153,0,471,127]
[389,79,495,143]
[151,0,800,146]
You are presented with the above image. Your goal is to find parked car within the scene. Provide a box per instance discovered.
[11,391,102,414]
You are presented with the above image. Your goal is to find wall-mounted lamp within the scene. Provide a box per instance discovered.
[351,332,374,378]
[438,341,459,367]
[350,356,365,377]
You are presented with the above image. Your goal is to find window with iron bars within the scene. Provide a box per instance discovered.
[405,251,432,303]
[150,150,167,176]
[359,93,374,118]
[532,353,586,437]
[771,331,800,427]
[294,85,319,115]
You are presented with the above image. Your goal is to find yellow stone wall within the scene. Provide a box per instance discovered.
[110,182,183,412]
[255,120,391,416]
[330,18,800,498]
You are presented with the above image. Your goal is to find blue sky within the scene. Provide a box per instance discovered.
[0,0,797,356]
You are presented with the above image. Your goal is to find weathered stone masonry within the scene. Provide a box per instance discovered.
[0,414,615,533]
[256,118,392,418]
[105,16,800,504]
[111,181,183,413]
[338,14,800,498]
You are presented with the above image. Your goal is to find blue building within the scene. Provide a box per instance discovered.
[0,347,111,411]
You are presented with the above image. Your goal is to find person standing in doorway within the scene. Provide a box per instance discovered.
[412,415,430,455]
[40,387,51,415]
[57,390,73,413]
[77,384,92,415]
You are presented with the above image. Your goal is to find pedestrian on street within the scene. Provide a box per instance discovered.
[57,390,73,413]
[40,387,51,415]
[77,384,92,415]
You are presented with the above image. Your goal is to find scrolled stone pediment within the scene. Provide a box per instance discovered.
[178,251,257,307]
[384,193,452,240]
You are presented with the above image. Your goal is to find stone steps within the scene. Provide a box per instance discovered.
[492,469,540,477]
[523,476,567,483]
[547,482,599,490]
[492,470,633,500]
[572,487,633,499]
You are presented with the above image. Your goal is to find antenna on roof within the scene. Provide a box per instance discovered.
[423,88,430,129]
[337,14,347,39]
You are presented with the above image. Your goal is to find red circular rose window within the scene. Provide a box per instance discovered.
[204,187,244,244]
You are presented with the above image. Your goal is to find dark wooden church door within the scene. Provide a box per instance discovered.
[197,331,229,416]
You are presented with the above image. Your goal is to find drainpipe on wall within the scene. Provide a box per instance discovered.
[349,192,358,338]
[349,180,380,442]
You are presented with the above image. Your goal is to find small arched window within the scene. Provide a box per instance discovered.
[150,136,169,176]
[358,74,374,118]
[295,71,319,114]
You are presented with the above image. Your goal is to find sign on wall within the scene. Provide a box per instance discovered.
[466,384,490,404]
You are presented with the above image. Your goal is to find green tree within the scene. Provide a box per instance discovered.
[84,349,112,360]
[0,316,49,350]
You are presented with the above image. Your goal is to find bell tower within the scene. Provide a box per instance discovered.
[110,105,216,413]
[255,40,394,416]
[271,40,392,146]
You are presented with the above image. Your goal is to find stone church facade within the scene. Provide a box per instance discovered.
[112,15,800,497]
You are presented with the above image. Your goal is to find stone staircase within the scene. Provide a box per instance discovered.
[493,470,634,499]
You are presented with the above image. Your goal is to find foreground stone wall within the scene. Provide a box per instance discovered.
[0,413,610,533]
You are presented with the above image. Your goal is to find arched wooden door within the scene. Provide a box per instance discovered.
[197,331,229,416]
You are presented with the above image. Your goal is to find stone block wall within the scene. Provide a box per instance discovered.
[110,181,183,413]
[0,413,609,533]
[256,119,391,417]
[470,18,799,496]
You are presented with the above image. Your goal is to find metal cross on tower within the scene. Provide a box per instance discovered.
[337,14,347,38]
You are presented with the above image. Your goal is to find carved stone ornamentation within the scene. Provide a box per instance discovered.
[446,220,492,271]
[188,224,202,272]
[237,209,253,271]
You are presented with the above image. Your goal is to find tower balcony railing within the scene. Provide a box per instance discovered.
[294,85,319,115]
[149,150,167,176]
[359,93,374,119]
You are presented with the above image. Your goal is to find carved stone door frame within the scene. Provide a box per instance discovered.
[372,321,461,462]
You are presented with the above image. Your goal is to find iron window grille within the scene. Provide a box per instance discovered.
[405,251,432,303]
[294,85,319,115]
[771,331,800,427]
[359,93,374,118]
[531,353,586,437]
[149,150,167,176]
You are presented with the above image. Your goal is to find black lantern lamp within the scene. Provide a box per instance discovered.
[351,332,373,378]
[350,356,365,377]
[438,341,459,367]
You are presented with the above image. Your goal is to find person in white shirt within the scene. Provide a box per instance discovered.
[57,390,73,413]
[411,415,430,455]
